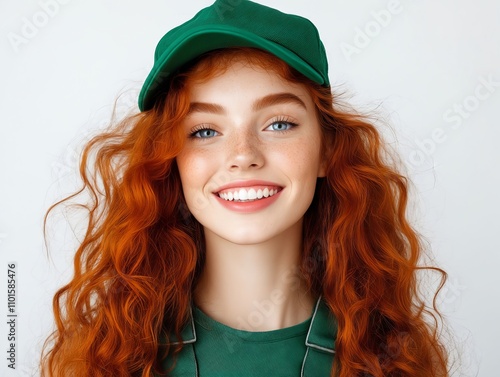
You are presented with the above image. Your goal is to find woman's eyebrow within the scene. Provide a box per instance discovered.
[187,92,307,115]
[252,92,307,111]
[187,102,225,115]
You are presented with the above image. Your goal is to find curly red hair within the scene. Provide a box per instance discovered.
[41,47,449,376]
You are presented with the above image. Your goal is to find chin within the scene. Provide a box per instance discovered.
[219,229,280,246]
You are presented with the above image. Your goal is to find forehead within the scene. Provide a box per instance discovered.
[186,60,314,109]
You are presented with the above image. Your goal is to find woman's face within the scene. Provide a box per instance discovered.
[176,60,325,245]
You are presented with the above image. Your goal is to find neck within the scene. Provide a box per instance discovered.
[193,219,316,331]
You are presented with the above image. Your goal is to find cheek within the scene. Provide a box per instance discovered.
[176,155,203,214]
[176,148,221,211]
[176,150,211,190]
[278,136,322,176]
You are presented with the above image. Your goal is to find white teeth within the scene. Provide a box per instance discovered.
[238,189,248,200]
[248,188,257,200]
[217,187,280,202]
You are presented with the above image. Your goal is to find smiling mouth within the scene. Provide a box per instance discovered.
[216,186,282,202]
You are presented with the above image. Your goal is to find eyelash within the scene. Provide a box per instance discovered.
[188,117,299,140]
[189,124,218,139]
[266,116,298,133]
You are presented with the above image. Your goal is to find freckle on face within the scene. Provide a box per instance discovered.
[176,60,325,245]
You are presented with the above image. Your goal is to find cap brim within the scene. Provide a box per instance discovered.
[138,25,325,111]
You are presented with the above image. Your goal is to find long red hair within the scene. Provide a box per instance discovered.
[41,48,449,376]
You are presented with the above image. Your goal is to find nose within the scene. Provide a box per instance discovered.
[226,128,265,171]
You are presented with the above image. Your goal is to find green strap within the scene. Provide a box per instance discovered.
[301,297,336,376]
[163,343,198,377]
[301,346,335,376]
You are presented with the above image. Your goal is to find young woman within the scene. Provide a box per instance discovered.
[41,1,449,376]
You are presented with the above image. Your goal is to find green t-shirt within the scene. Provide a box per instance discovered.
[162,297,337,376]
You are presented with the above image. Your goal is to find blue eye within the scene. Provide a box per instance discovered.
[267,120,298,132]
[190,128,218,139]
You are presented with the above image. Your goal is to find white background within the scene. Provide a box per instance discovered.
[1,0,499,376]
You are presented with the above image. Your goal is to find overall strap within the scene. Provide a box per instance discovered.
[164,343,198,377]
[301,297,337,376]
[161,307,199,376]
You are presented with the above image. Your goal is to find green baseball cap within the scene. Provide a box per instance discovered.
[138,0,330,111]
